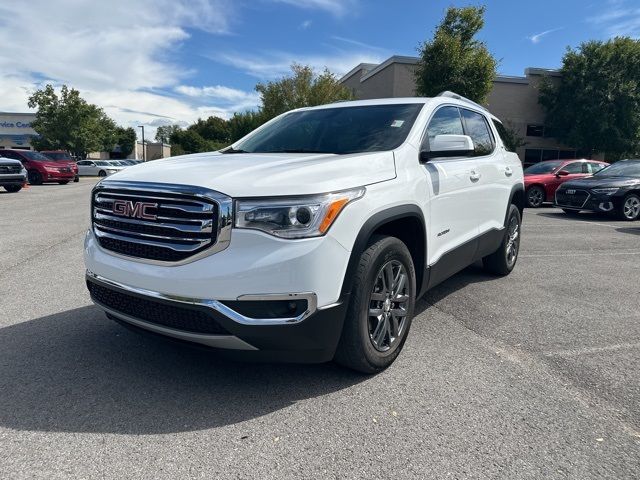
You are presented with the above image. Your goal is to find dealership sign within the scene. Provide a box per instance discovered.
[0,114,37,136]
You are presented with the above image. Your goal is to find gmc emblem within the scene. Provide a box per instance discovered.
[112,200,158,220]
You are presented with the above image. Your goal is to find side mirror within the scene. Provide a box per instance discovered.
[420,134,474,161]
[556,169,570,177]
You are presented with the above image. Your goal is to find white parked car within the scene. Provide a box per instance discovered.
[84,93,524,373]
[76,160,124,177]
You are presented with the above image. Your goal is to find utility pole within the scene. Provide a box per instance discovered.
[138,125,146,162]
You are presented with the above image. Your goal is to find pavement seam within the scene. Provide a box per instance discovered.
[423,298,640,440]
[0,229,87,278]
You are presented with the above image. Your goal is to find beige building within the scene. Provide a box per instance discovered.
[340,56,596,165]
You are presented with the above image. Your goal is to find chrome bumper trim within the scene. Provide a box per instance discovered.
[86,271,318,326]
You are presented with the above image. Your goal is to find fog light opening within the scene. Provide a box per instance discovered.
[598,202,613,212]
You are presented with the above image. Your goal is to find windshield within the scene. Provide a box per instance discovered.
[21,150,52,161]
[524,161,563,174]
[44,152,73,161]
[232,104,424,155]
[595,160,640,177]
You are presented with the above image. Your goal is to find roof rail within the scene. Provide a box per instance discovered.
[437,91,488,112]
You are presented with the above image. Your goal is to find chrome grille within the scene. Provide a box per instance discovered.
[92,181,232,263]
[0,164,22,174]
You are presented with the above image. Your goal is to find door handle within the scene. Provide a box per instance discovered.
[504,166,513,177]
[470,171,481,182]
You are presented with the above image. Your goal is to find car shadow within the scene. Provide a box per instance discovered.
[534,210,616,222]
[616,227,640,236]
[0,306,365,435]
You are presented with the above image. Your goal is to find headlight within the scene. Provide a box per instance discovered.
[592,187,619,195]
[107,169,117,173]
[235,187,365,238]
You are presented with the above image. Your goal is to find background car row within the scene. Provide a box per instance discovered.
[0,148,141,193]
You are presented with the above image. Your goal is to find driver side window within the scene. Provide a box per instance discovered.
[423,106,464,151]
[562,162,583,174]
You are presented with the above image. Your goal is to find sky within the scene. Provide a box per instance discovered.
[0,0,638,140]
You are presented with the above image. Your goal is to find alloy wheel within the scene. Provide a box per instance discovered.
[527,188,544,207]
[368,260,409,352]
[506,215,520,266]
[623,196,640,220]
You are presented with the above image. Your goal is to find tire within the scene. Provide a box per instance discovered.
[73,176,79,183]
[3,185,22,193]
[98,170,107,177]
[334,235,416,374]
[526,186,545,208]
[483,204,521,276]
[562,209,580,215]
[619,193,640,221]
[28,170,43,185]
[58,180,70,185]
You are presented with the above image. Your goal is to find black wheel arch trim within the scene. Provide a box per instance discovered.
[508,183,525,221]
[339,204,427,298]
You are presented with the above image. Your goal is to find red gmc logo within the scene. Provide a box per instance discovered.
[112,200,158,220]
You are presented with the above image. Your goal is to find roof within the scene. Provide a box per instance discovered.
[340,55,560,85]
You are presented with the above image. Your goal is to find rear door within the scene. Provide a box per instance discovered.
[421,105,480,266]
[461,109,508,234]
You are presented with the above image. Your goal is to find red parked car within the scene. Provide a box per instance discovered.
[524,159,609,208]
[40,150,79,182]
[0,149,75,185]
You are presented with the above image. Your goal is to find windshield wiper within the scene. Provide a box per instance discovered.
[221,147,248,154]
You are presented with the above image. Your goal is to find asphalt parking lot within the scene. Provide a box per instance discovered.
[1,180,639,479]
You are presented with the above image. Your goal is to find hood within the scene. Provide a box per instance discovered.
[106,151,397,197]
[560,175,640,189]
[524,173,553,183]
[0,158,23,167]
[37,160,67,168]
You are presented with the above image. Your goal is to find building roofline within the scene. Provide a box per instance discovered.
[339,62,378,83]
[494,75,529,84]
[359,55,420,82]
[0,111,36,116]
[525,67,561,77]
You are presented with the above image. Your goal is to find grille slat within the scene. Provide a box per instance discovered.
[0,165,22,174]
[556,189,590,208]
[88,281,229,335]
[92,184,224,262]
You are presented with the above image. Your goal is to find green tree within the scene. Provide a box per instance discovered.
[115,127,137,157]
[256,64,354,121]
[190,116,231,144]
[228,111,264,142]
[27,84,117,158]
[155,124,182,143]
[539,37,640,159]
[414,6,497,103]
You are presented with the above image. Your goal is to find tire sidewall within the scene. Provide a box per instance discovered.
[621,193,640,221]
[356,238,416,369]
[526,186,544,208]
[503,205,521,271]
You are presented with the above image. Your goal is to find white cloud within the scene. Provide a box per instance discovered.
[270,0,358,17]
[175,85,259,103]
[330,35,386,51]
[526,28,563,44]
[214,50,385,79]
[300,20,313,29]
[588,2,640,37]
[0,0,241,140]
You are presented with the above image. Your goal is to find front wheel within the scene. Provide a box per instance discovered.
[483,204,521,276]
[619,193,640,221]
[3,185,22,193]
[526,186,545,208]
[334,235,416,374]
[28,170,43,185]
[98,170,107,177]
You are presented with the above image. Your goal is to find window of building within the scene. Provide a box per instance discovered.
[526,124,545,137]
[460,109,494,156]
[524,149,542,165]
[542,149,560,161]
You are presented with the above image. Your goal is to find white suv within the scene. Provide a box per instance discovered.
[84,93,524,373]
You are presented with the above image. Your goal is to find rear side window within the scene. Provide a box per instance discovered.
[423,106,464,149]
[562,162,583,174]
[461,109,494,156]
[492,120,514,152]
[588,162,605,174]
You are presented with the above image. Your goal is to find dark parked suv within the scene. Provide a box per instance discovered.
[0,149,75,185]
[0,156,27,192]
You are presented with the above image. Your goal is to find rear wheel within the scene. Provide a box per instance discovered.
[334,235,416,374]
[483,204,521,276]
[28,170,42,185]
[3,185,22,193]
[619,193,640,221]
[526,186,545,208]
[98,170,107,177]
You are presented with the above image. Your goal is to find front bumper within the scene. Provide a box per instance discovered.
[0,174,27,186]
[86,271,348,362]
[43,170,75,181]
[555,190,620,213]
